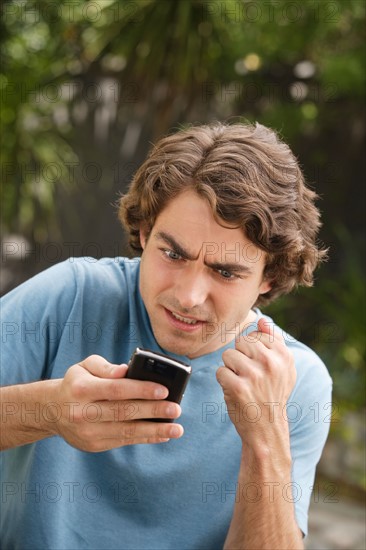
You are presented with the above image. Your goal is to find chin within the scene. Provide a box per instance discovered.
[155,334,196,358]
[161,342,192,357]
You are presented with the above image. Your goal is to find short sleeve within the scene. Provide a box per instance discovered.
[286,342,333,536]
[0,260,78,386]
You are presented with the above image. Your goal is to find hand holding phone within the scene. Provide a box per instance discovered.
[126,348,191,421]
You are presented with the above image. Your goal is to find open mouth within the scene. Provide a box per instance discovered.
[164,308,205,331]
[170,311,199,325]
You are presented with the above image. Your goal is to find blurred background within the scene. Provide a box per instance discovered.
[1,0,365,547]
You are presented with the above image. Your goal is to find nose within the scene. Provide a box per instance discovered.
[173,267,209,311]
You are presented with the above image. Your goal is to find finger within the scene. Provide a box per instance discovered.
[236,320,284,355]
[256,318,285,346]
[238,332,274,353]
[216,364,238,387]
[236,341,266,360]
[88,436,171,452]
[234,333,269,359]
[78,355,128,379]
[257,317,273,335]
[68,363,170,402]
[221,349,258,376]
[88,420,184,441]
[105,378,170,402]
[97,400,181,422]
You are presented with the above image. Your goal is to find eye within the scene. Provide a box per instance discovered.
[163,249,182,261]
[217,269,235,280]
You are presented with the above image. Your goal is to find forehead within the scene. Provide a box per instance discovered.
[151,190,265,267]
[154,189,237,237]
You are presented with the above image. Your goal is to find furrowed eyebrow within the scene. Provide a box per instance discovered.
[155,231,253,274]
[204,261,253,275]
[154,231,198,260]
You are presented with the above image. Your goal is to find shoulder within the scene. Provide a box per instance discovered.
[64,256,141,292]
[1,257,141,320]
[259,311,332,397]
[286,334,331,384]
[2,257,141,297]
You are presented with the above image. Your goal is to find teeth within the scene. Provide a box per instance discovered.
[171,312,198,325]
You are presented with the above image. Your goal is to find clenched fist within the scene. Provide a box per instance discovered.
[216,318,296,456]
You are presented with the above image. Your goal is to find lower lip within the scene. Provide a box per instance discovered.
[164,308,204,333]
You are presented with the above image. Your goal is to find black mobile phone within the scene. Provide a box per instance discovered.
[126,348,191,420]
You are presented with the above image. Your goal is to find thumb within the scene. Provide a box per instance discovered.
[79,355,128,379]
[257,317,274,336]
[257,317,285,344]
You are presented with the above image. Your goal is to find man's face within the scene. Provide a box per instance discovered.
[139,190,271,358]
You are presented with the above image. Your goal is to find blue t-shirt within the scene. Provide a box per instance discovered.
[0,257,332,549]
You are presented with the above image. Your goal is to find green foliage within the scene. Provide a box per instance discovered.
[265,227,365,411]
[1,0,365,418]
[2,1,365,232]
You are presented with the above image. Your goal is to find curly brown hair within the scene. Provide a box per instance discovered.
[118,121,327,306]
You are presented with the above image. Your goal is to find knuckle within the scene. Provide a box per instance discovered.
[156,426,169,439]
[70,378,88,399]
[121,402,139,421]
[222,349,234,363]
[87,354,102,363]
[246,368,260,384]
[152,402,163,417]
[108,380,123,401]
[246,332,260,343]
[261,354,273,370]
[122,423,136,439]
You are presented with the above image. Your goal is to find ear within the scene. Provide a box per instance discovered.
[259,279,272,295]
[139,226,148,250]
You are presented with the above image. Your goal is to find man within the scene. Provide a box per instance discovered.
[1,122,332,549]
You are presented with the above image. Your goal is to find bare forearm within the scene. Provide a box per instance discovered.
[0,381,59,450]
[218,319,305,549]
[1,356,185,453]
[224,443,304,550]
